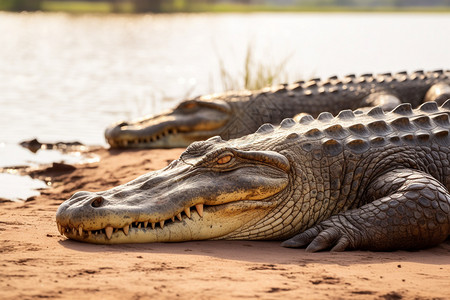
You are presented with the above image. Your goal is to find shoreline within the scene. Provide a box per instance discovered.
[0,141,103,202]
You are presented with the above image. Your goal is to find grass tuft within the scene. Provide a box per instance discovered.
[217,44,292,91]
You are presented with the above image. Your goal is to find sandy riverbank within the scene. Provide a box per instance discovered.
[1,147,449,299]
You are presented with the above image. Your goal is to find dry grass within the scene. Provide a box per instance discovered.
[217,45,292,91]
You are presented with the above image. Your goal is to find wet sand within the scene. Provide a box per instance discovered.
[1,148,449,299]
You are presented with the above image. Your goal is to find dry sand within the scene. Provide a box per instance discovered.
[1,148,449,299]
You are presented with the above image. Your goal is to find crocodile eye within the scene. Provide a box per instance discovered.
[217,154,233,165]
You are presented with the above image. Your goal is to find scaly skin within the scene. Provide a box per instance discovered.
[105,70,450,148]
[57,100,450,251]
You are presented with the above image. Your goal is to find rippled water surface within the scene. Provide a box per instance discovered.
[1,12,449,148]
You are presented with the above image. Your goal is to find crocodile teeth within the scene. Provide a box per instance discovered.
[78,226,83,236]
[151,222,155,229]
[176,213,182,221]
[144,221,148,227]
[88,231,91,237]
[72,228,76,235]
[160,220,165,229]
[138,223,141,229]
[171,216,175,222]
[123,225,129,236]
[184,207,191,218]
[195,204,203,217]
[105,226,113,240]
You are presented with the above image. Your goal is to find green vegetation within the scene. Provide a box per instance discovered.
[0,0,42,11]
[168,3,450,13]
[41,1,112,13]
[0,0,449,13]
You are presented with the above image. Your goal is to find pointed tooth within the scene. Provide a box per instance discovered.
[135,222,139,226]
[184,207,191,218]
[176,213,182,221]
[123,225,129,235]
[78,226,83,236]
[88,231,92,237]
[72,227,76,235]
[105,226,113,240]
[144,221,148,227]
[151,222,155,229]
[138,223,141,229]
[57,223,62,235]
[171,216,175,222]
[195,204,204,217]
[114,228,118,233]
[160,220,165,229]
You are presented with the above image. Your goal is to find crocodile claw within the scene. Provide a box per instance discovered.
[282,224,351,252]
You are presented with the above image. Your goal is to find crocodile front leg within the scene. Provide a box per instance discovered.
[282,169,450,252]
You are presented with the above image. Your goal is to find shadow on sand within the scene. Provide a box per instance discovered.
[58,238,450,266]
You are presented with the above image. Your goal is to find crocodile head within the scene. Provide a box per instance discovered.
[105,97,232,148]
[56,135,292,243]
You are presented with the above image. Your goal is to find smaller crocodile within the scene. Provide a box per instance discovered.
[58,100,450,251]
[105,70,450,148]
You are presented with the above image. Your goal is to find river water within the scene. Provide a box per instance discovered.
[0,11,449,199]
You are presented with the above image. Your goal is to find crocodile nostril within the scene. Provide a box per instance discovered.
[117,121,128,127]
[91,196,104,208]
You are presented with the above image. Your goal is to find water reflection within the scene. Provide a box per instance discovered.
[0,143,99,169]
[0,173,48,202]
[0,142,100,201]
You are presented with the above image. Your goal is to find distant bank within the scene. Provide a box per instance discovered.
[1,0,450,14]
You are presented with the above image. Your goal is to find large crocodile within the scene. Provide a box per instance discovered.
[105,70,450,148]
[57,100,450,251]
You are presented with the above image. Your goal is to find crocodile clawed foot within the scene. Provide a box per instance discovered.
[281,223,352,252]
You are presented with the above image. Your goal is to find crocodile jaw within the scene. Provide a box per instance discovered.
[105,99,231,148]
[58,201,274,244]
